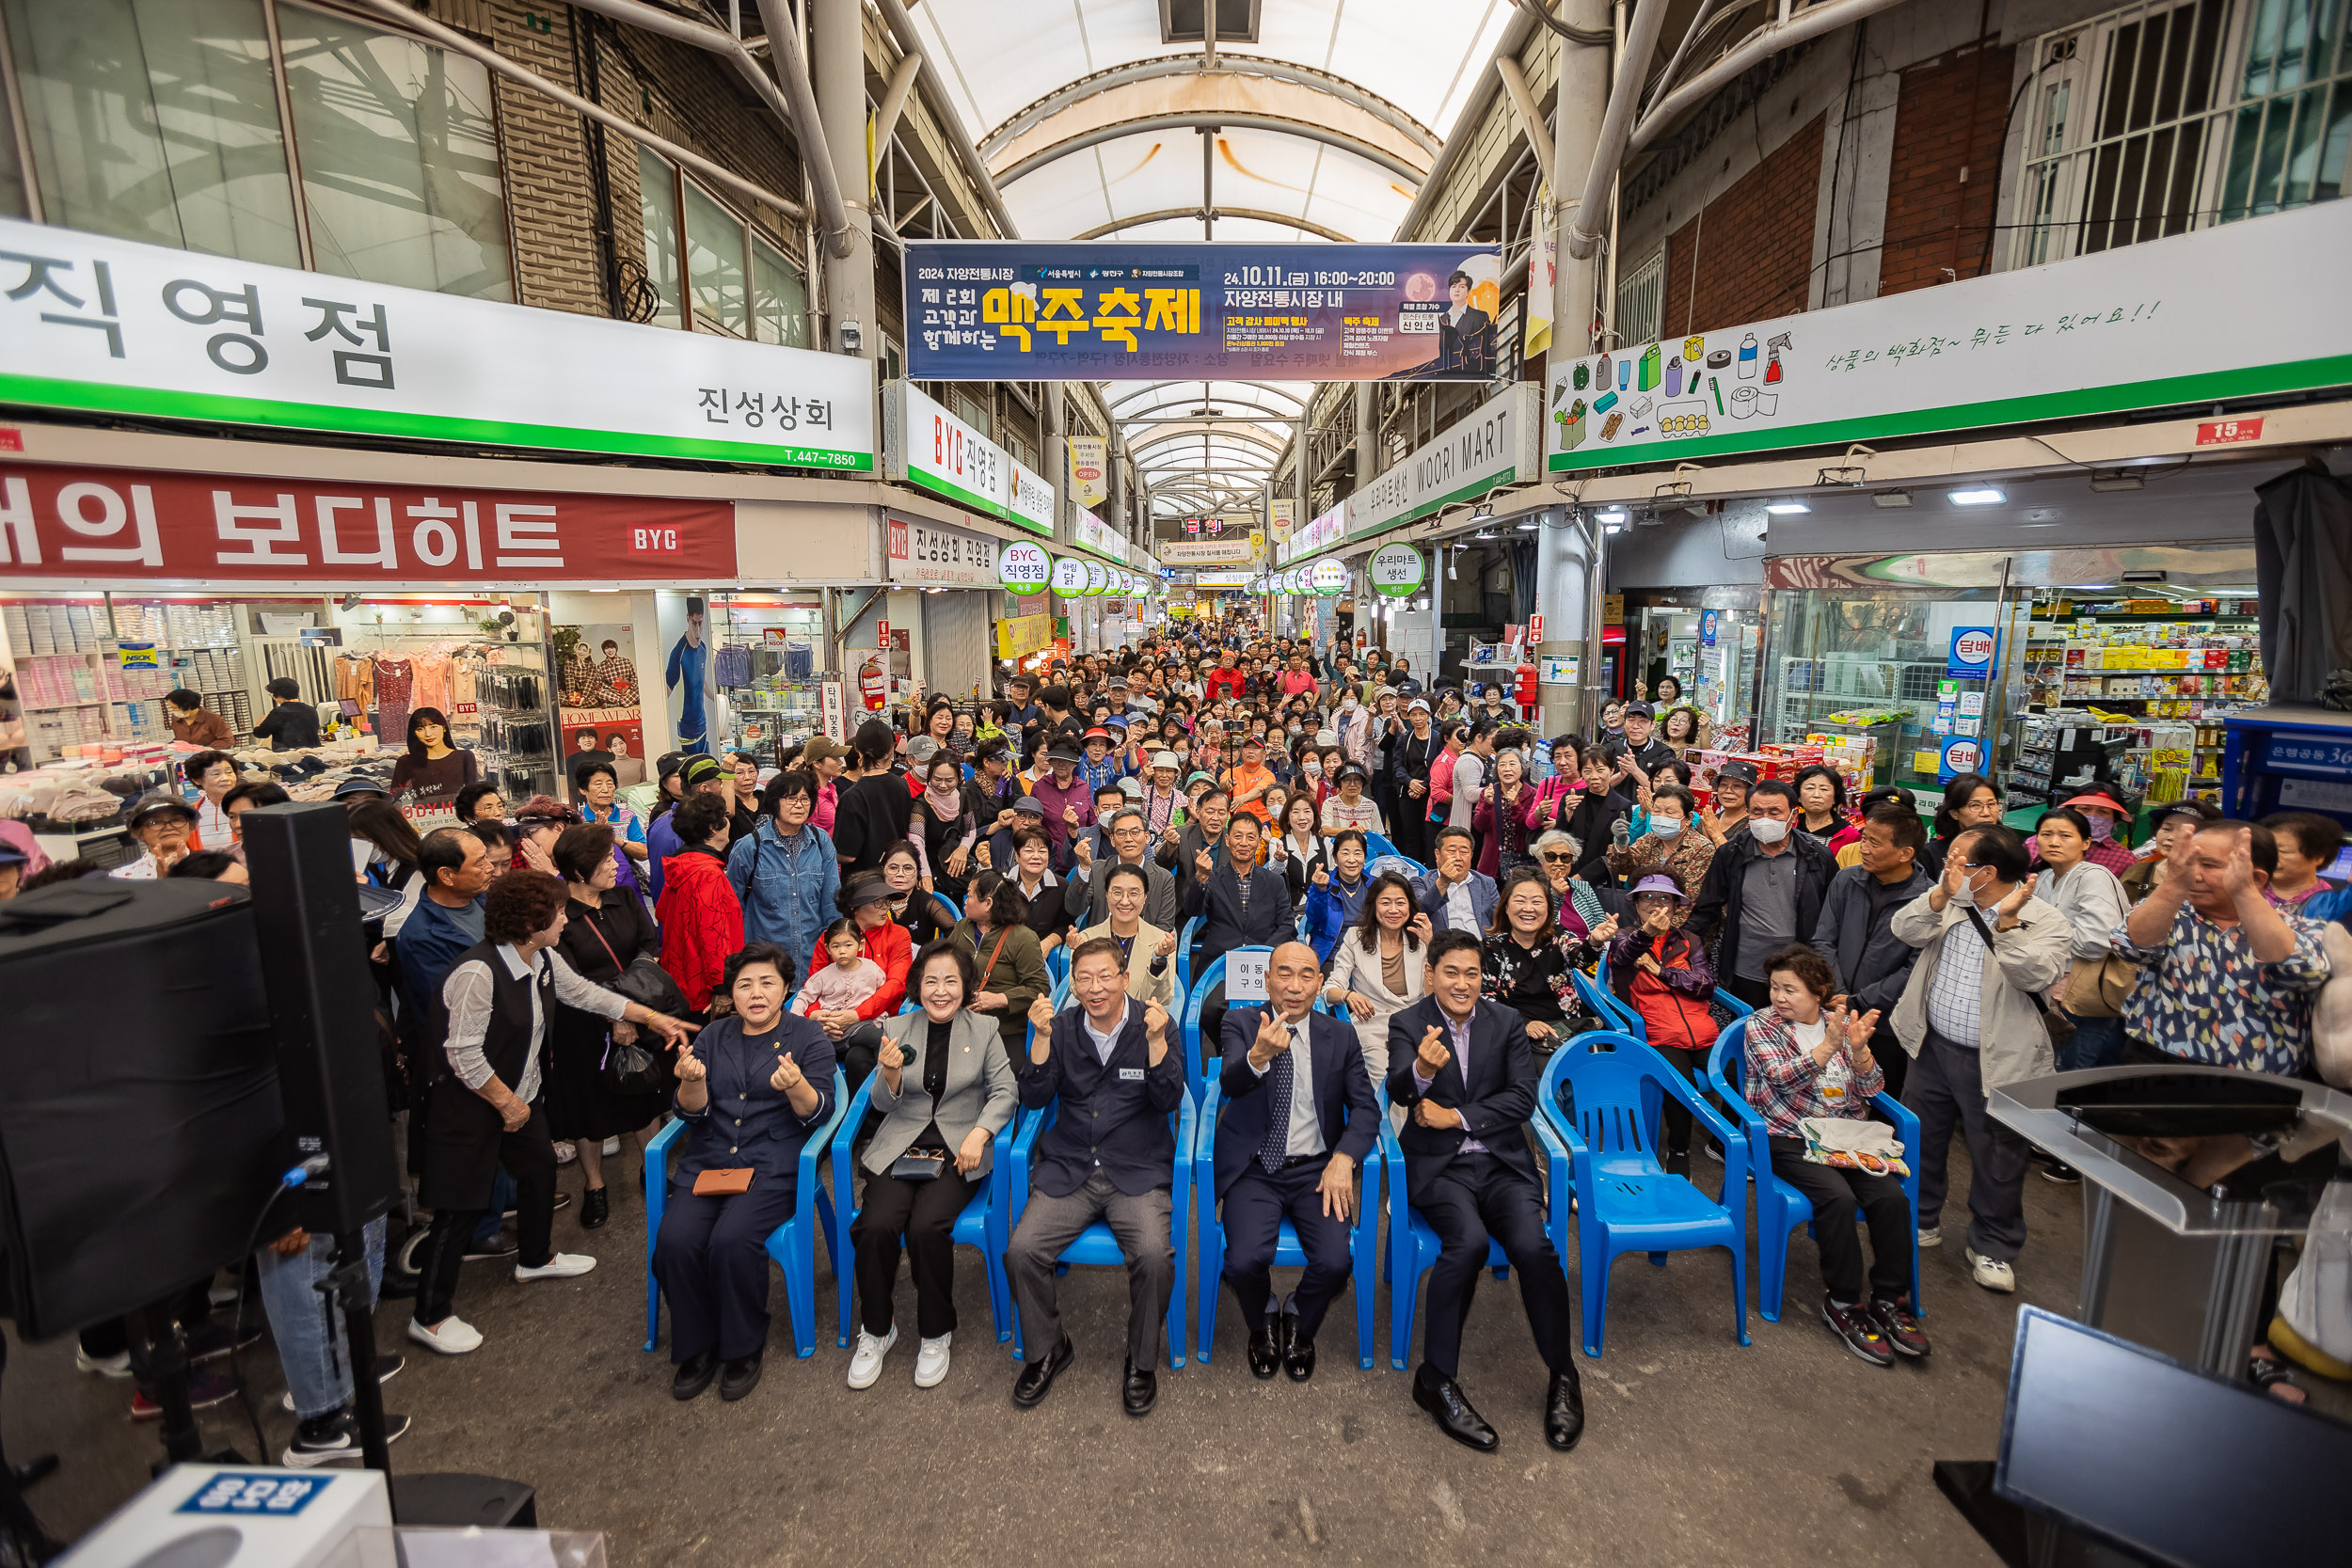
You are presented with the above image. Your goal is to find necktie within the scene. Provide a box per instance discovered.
[1257,1027,1295,1173]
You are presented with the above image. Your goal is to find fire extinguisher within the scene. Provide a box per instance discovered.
[859,652,888,711]
[1514,661,1539,711]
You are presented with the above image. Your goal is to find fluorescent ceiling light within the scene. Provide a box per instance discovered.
[1871,491,1911,509]
[1765,501,1810,515]
[1603,522,1627,535]
[1516,518,1539,531]
[1594,507,1628,524]
[1948,487,2007,506]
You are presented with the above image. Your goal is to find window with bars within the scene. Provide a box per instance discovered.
[2010,0,2348,268]
[1614,248,1663,349]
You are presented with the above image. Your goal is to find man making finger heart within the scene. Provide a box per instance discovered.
[1386,929,1581,1455]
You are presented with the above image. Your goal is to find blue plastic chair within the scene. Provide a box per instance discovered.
[1705,1020,1923,1323]
[1006,1087,1196,1370]
[828,1069,1015,1349]
[1192,1019,1383,1369]
[643,1067,849,1361]
[1175,914,1203,1000]
[1538,1033,1751,1357]
[1045,943,1071,989]
[1572,967,1642,1036]
[1181,946,1273,1104]
[1362,831,1405,863]
[1379,1086,1571,1371]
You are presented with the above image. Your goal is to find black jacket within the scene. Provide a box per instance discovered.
[1384,995,1539,1201]
[1213,1006,1378,1199]
[1809,862,1935,1027]
[1688,830,1837,984]
[832,768,914,872]
[1181,855,1295,953]
[1562,788,1632,885]
[1022,997,1186,1197]
[253,699,320,751]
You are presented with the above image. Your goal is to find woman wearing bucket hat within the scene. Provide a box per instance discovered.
[806,868,913,1094]
[1605,872,1723,1165]
[2035,786,2137,878]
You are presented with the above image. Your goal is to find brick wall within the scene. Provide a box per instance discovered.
[1877,39,2017,295]
[1659,113,1824,340]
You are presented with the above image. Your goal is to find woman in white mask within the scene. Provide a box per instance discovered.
[1607,784,1715,925]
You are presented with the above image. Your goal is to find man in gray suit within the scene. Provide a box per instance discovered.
[1066,807,1180,931]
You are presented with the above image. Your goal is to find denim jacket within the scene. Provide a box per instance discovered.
[726,817,838,967]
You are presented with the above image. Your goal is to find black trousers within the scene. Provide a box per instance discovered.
[1416,1152,1573,1380]
[1219,1159,1353,1342]
[838,1022,886,1096]
[1653,1041,1716,1158]
[653,1176,802,1362]
[415,1106,557,1326]
[853,1166,980,1339]
[1768,1136,1914,1306]
[1392,795,1431,864]
[1724,973,1772,1010]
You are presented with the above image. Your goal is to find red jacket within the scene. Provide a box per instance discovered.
[1204,667,1248,702]
[804,919,912,1022]
[656,845,743,1012]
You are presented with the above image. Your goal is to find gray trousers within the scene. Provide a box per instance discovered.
[1008,1170,1173,1369]
[1908,1024,2030,1263]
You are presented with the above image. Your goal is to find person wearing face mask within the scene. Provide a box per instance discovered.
[1603,784,1714,920]
[1688,780,1837,1010]
[2039,787,2137,877]
[1888,824,2072,1295]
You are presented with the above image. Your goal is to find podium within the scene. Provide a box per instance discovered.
[1987,1064,2351,1376]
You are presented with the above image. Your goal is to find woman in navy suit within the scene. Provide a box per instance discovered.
[654,942,836,1402]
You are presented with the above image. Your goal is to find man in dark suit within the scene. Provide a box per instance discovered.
[1215,942,1378,1382]
[1007,939,1184,1418]
[1183,812,1295,1054]
[1388,928,1583,1453]
[1067,805,1181,931]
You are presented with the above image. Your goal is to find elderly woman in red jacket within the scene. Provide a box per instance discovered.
[656,792,744,1014]
[803,868,913,1095]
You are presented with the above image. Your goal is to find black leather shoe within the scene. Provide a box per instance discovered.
[671,1349,718,1402]
[580,1186,610,1230]
[1412,1368,1498,1452]
[1544,1368,1585,1451]
[1283,1320,1316,1384]
[718,1351,763,1402]
[1121,1357,1157,1418]
[1246,1314,1281,1380]
[1011,1335,1073,1408]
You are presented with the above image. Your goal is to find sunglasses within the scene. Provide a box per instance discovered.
[1541,851,1572,863]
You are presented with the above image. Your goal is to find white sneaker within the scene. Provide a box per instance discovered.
[1965,1247,2016,1293]
[914,1333,952,1388]
[1916,1226,1942,1248]
[75,1348,132,1378]
[407,1315,484,1355]
[847,1327,897,1389]
[514,1252,596,1282]
[601,1137,621,1156]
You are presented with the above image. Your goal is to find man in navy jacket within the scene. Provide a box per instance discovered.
[1008,939,1184,1418]
[1388,929,1582,1455]
[1216,942,1377,1382]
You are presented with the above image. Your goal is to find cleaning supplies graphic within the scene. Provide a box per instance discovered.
[1618,357,1631,390]
[1665,356,1684,397]
[1738,332,1758,379]
[1638,343,1661,391]
[1596,351,1613,388]
[1764,331,1791,386]
[1708,375,1724,416]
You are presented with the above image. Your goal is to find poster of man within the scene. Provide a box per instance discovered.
[665,595,710,755]
[555,622,646,790]
[1391,254,1502,380]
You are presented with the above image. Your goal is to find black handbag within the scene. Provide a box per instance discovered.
[601,1034,665,1097]
[608,954,690,1019]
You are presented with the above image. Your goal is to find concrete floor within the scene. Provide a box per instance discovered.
[0,1144,2172,1566]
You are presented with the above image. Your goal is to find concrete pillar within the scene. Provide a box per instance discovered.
[1044,383,1069,544]
[1544,2,1613,737]
[1295,417,1311,533]
[1354,382,1376,488]
[812,0,875,360]
[1108,427,1128,541]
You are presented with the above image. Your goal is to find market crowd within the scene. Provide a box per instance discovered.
[12,615,2345,1465]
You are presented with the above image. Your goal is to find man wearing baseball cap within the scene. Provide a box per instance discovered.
[1029,741,1095,873]
[1224,734,1277,826]
[1607,701,1677,776]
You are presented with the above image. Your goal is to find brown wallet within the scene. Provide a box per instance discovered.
[691,1167,755,1196]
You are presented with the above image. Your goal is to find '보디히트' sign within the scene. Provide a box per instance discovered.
[0,216,873,470]
[0,464,739,583]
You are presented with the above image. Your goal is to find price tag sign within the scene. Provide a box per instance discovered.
[1226,947,1270,1003]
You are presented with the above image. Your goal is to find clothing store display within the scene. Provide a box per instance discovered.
[374,658,416,747]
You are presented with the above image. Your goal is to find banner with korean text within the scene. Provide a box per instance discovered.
[0,463,738,585]
[905,243,1504,381]
[0,217,873,469]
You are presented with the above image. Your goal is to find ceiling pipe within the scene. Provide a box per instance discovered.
[1495,56,1556,187]
[870,51,924,177]
[345,0,802,219]
[870,0,1022,239]
[1629,0,1911,158]
[1565,0,1673,259]
[750,0,852,258]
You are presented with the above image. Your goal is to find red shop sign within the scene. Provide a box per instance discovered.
[0,463,738,583]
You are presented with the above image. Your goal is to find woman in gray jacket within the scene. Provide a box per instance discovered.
[847,940,1016,1390]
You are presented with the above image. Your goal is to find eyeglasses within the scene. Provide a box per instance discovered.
[1541,851,1571,863]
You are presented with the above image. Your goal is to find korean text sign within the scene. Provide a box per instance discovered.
[0,215,874,469]
[905,243,1505,381]
[0,464,738,583]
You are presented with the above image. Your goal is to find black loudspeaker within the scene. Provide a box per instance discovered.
[0,879,283,1340]
[240,801,402,1238]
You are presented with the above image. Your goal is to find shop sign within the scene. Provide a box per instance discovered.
[1700,610,1720,647]
[1348,383,1540,539]
[1310,560,1349,594]
[882,381,1053,537]
[1545,199,2352,473]
[0,462,737,584]
[1008,460,1057,536]
[1947,626,1997,678]
[1367,542,1425,597]
[999,539,1051,593]
[1050,556,1089,595]
[1068,436,1108,507]
[1280,502,1344,563]
[1073,507,1129,563]
[1939,735,1985,781]
[1083,559,1108,595]
[904,241,1504,382]
[1270,499,1295,541]
[117,641,159,670]
[0,216,872,470]
[996,611,1053,659]
[1158,538,1255,566]
[1602,593,1624,625]
[886,514,998,587]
